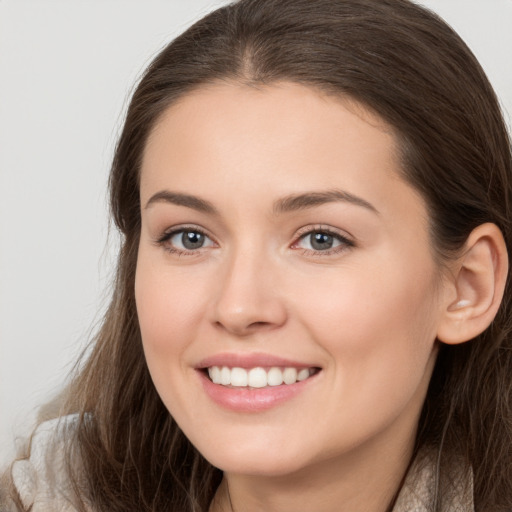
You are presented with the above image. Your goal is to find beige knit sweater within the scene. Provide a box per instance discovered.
[7,416,474,511]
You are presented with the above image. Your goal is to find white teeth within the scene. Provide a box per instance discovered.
[297,368,310,381]
[230,367,248,387]
[209,366,221,384]
[283,367,297,385]
[267,367,284,386]
[220,366,231,386]
[206,366,316,388]
[248,367,267,388]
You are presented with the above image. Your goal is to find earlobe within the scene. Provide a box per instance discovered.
[437,223,508,345]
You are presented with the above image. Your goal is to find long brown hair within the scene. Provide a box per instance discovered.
[7,0,512,510]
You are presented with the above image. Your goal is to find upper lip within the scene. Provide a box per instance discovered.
[196,352,320,370]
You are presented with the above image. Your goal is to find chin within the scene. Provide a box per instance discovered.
[199,441,312,477]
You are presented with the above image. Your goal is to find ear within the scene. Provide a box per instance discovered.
[437,223,508,345]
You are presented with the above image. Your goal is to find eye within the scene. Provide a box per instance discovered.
[293,228,354,254]
[157,227,216,253]
[171,230,208,250]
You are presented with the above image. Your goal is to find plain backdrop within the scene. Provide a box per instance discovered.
[1,0,511,467]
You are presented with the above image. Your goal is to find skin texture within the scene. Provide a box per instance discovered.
[135,82,451,512]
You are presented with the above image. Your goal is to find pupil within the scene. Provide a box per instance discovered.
[182,231,204,249]
[311,232,333,250]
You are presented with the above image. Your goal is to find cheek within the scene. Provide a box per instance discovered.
[135,256,209,353]
[134,256,214,417]
[302,256,437,340]
[296,253,439,409]
[134,253,215,410]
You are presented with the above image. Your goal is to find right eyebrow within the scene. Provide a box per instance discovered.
[144,190,218,215]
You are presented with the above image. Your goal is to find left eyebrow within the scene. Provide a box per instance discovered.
[273,189,379,215]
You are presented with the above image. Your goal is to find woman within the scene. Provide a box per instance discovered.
[3,0,511,510]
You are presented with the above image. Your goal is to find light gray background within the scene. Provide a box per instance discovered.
[1,0,511,466]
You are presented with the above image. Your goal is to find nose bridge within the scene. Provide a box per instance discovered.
[212,240,286,334]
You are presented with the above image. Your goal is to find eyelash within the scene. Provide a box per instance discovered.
[291,225,355,256]
[155,225,215,256]
[155,225,355,257]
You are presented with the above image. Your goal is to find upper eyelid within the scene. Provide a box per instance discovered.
[293,224,354,241]
[155,226,217,255]
[290,225,356,253]
[153,223,355,248]
[157,224,214,242]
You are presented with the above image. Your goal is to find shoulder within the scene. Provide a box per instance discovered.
[10,414,87,512]
[393,445,475,512]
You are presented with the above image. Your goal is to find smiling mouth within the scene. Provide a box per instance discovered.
[205,366,321,388]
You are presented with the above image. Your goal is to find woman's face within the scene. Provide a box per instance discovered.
[136,82,447,477]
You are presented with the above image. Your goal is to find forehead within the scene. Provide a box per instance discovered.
[144,81,395,154]
[140,81,424,222]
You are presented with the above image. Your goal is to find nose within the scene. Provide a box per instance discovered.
[211,248,287,336]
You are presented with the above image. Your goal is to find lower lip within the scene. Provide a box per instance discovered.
[197,370,320,412]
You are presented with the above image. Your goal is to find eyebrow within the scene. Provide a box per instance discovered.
[145,191,218,214]
[273,189,379,215]
[144,188,378,215]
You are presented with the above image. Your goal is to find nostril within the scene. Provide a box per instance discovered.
[248,321,271,329]
[214,319,273,335]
